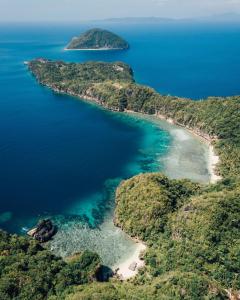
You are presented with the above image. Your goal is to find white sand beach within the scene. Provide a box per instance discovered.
[64,47,122,51]
[125,110,221,184]
[155,113,222,184]
[113,242,146,280]
[208,144,222,183]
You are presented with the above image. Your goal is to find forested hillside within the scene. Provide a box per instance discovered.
[0,231,101,299]
[66,28,129,50]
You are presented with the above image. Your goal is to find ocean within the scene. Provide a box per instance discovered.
[0,21,239,265]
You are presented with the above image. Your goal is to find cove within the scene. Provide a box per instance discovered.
[48,108,210,267]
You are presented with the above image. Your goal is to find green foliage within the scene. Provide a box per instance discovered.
[114,173,240,296]
[133,179,240,289]
[66,28,129,50]
[157,188,240,289]
[115,173,200,241]
[65,272,225,300]
[0,231,100,299]
[28,59,133,88]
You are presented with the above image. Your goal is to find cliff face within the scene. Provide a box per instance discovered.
[66,28,129,50]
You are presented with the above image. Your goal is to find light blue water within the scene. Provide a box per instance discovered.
[0,22,239,263]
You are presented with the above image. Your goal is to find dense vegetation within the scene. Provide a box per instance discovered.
[65,273,226,300]
[66,28,129,50]
[115,174,240,297]
[0,230,101,299]
[115,174,201,240]
[28,59,133,96]
[9,59,238,299]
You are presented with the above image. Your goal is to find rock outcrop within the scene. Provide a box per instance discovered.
[28,219,57,242]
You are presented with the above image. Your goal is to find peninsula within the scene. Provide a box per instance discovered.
[65,28,129,50]
[28,58,240,180]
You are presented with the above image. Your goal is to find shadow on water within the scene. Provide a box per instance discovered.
[97,265,114,282]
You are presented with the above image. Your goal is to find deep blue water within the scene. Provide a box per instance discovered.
[0,22,240,234]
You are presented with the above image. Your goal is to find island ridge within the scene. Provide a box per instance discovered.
[65,28,129,50]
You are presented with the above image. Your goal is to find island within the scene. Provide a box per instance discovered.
[1,58,239,299]
[65,28,129,50]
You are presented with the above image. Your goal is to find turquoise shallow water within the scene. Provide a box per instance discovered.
[0,22,239,265]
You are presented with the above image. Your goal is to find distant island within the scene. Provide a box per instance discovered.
[96,14,240,24]
[65,28,129,50]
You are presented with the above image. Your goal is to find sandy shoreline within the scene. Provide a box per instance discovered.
[155,113,222,184]
[178,128,222,184]
[64,47,124,51]
[125,111,222,184]
[113,242,146,280]
[208,144,222,184]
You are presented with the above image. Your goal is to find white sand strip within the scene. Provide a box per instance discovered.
[208,144,222,184]
[64,47,123,51]
[113,242,146,280]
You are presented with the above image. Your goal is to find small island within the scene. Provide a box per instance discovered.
[65,28,129,50]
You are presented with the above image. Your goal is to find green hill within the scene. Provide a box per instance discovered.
[0,230,101,299]
[66,28,129,50]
